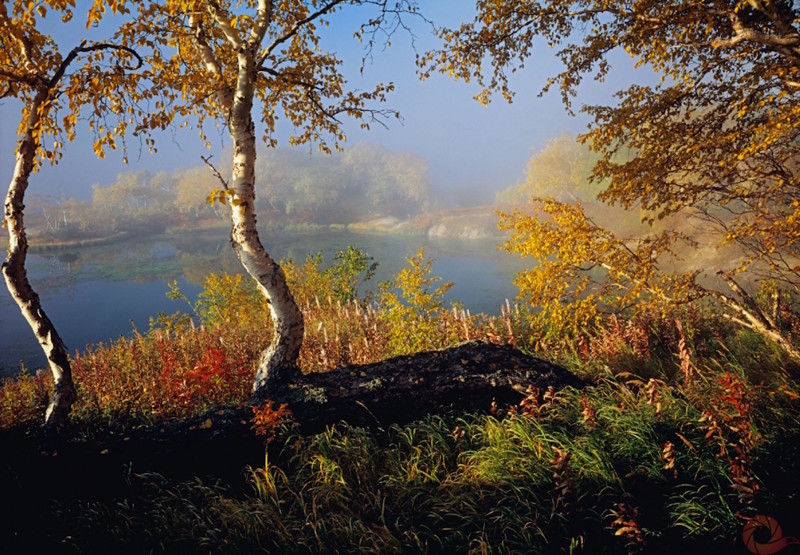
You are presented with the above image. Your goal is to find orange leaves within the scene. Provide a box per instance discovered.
[250,402,293,445]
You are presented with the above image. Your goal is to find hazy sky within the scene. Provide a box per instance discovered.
[0,2,648,205]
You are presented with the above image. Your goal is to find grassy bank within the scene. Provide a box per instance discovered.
[2,249,799,553]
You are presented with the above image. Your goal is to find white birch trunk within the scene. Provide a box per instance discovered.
[227,48,304,399]
[2,92,76,430]
[710,276,800,362]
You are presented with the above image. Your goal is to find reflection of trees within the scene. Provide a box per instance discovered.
[180,254,240,286]
[69,236,240,284]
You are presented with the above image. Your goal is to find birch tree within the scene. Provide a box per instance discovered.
[424,0,800,359]
[125,0,421,398]
[1,0,142,429]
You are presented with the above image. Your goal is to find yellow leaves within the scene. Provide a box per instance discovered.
[500,198,689,338]
[92,141,106,159]
[206,188,244,207]
[86,0,128,28]
[206,188,225,207]
[86,3,102,28]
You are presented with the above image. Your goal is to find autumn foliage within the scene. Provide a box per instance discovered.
[2,245,800,552]
[424,0,800,362]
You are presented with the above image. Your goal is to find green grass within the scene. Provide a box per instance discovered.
[41,381,798,553]
[2,250,800,553]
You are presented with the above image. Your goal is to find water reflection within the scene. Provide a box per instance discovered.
[1,229,524,377]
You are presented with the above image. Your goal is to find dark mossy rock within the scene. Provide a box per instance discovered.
[2,341,583,500]
[258,339,585,433]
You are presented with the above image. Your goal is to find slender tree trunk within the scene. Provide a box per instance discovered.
[710,275,800,362]
[227,50,304,399]
[2,92,76,430]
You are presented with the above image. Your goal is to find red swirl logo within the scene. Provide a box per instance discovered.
[743,515,799,554]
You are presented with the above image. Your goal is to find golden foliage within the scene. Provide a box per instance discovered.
[496,134,603,205]
[1,0,145,167]
[498,198,695,337]
[118,0,416,154]
[427,0,800,359]
[379,247,457,354]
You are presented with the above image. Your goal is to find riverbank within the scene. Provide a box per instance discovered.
[2,295,798,554]
[1,225,524,377]
[0,205,506,254]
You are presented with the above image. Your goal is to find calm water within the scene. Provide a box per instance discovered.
[0,229,525,377]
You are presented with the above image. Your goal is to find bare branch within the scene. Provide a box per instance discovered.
[259,0,345,67]
[201,154,230,190]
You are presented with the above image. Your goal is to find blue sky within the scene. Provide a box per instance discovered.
[0,1,646,205]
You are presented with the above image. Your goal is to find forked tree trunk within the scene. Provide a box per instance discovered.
[227,50,305,400]
[2,92,76,430]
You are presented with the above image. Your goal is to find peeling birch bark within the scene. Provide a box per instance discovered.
[2,92,76,430]
[225,43,304,400]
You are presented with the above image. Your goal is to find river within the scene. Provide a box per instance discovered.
[0,229,527,378]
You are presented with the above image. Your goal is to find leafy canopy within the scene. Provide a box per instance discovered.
[121,0,420,156]
[1,0,145,167]
[423,0,800,355]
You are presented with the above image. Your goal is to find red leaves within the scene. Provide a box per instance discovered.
[250,402,293,445]
[699,371,761,504]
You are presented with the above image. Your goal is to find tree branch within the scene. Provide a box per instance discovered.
[205,0,243,50]
[48,41,143,90]
[258,0,345,67]
[247,0,273,49]
[188,13,232,109]
[201,154,230,190]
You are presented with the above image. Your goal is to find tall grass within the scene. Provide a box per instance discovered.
[2,248,516,430]
[2,247,800,552]
[46,376,799,553]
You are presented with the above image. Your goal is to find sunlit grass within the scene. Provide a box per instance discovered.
[47,378,796,553]
[2,248,800,552]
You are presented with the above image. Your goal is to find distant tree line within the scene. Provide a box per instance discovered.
[26,143,431,243]
[254,142,430,223]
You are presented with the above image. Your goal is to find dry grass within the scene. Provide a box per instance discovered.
[2,248,800,553]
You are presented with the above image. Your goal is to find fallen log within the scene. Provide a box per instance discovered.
[257,340,585,433]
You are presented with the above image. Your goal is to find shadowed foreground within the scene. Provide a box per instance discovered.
[1,341,583,551]
[259,340,584,432]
